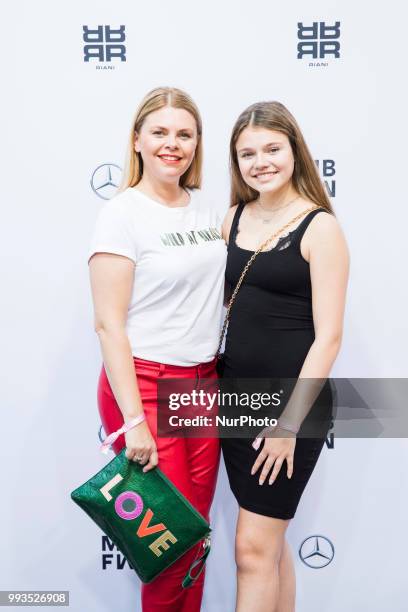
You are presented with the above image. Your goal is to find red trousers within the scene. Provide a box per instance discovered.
[97,356,220,612]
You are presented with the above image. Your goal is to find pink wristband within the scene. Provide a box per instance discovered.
[100,413,146,454]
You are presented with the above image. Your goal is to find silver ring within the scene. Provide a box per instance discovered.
[135,455,143,463]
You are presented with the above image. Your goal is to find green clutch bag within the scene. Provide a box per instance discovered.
[71,448,211,585]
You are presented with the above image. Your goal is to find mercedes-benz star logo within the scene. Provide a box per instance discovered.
[91,163,122,200]
[299,535,334,568]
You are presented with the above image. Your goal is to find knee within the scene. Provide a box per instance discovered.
[235,532,283,574]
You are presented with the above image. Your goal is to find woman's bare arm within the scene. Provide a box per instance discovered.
[252,212,349,484]
[277,212,350,429]
[89,252,158,470]
[300,212,349,377]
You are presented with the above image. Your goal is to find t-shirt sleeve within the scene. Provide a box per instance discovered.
[216,210,225,234]
[214,210,221,230]
[87,200,138,264]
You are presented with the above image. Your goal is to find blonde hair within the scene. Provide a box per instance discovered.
[120,86,203,191]
[229,101,333,213]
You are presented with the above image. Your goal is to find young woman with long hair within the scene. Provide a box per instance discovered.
[221,101,349,611]
[88,86,226,611]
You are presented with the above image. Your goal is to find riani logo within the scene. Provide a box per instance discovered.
[83,26,126,69]
[315,159,336,198]
[297,22,340,67]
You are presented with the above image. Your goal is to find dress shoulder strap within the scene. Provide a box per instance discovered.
[291,207,329,246]
[228,202,246,245]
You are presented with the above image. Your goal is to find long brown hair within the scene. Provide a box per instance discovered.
[229,101,333,212]
[120,86,203,191]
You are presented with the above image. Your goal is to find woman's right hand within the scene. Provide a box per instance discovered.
[124,421,158,472]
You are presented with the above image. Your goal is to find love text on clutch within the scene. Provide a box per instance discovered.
[100,472,178,557]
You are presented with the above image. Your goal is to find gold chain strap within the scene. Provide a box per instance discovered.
[216,206,319,357]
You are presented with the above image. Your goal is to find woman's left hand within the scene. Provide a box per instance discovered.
[251,426,296,485]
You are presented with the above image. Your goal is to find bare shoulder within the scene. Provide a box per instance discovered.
[222,204,239,243]
[301,207,349,263]
[307,209,346,242]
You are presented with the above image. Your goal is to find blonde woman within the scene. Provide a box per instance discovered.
[88,87,226,611]
[221,102,349,611]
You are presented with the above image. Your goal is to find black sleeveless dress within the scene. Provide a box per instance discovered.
[221,204,332,520]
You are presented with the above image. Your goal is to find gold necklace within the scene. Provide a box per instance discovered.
[256,195,299,224]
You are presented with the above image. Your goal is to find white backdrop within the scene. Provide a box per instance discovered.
[2,0,408,610]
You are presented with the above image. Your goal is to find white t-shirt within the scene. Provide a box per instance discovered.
[88,187,227,366]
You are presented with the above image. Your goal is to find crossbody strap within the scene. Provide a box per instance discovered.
[216,205,319,356]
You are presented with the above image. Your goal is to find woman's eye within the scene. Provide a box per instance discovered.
[241,152,253,158]
[269,148,279,153]
[179,133,191,139]
[153,130,164,135]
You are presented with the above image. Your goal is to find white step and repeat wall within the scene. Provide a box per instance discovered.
[2,1,408,610]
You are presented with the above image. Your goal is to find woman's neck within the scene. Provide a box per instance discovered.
[136,175,187,207]
[258,185,299,210]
